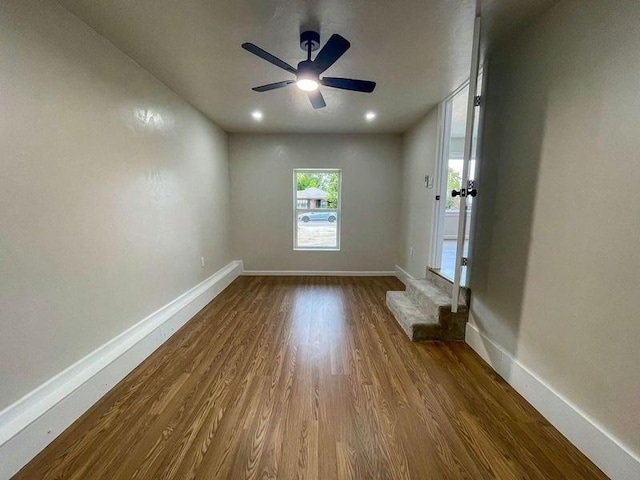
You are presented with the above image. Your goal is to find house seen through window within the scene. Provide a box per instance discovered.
[294,169,341,250]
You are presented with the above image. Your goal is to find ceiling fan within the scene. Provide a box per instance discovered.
[242,31,376,109]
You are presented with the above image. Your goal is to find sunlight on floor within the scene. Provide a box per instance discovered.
[440,239,468,284]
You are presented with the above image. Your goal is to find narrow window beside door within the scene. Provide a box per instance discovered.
[293,169,341,251]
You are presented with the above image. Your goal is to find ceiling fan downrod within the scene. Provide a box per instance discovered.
[299,30,320,61]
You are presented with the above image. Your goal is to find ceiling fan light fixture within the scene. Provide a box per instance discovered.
[295,58,319,91]
[296,78,319,91]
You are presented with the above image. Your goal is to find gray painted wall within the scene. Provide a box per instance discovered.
[398,109,440,279]
[229,134,402,272]
[0,0,232,410]
[471,0,640,455]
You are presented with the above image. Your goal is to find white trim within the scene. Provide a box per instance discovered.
[433,99,452,271]
[430,102,447,269]
[242,270,395,277]
[394,265,415,286]
[465,323,640,480]
[0,260,243,480]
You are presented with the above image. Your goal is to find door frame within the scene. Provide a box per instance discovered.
[429,100,448,272]
[429,80,471,276]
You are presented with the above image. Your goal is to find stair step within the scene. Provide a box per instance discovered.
[425,269,456,295]
[406,279,467,318]
[386,276,469,342]
[426,269,471,306]
[386,291,441,341]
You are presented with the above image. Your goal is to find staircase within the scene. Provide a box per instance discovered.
[386,270,470,341]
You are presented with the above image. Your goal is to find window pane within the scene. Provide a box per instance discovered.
[295,170,340,250]
[296,218,338,248]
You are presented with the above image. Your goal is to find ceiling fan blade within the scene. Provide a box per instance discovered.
[252,80,295,92]
[308,90,326,109]
[312,34,350,74]
[242,43,297,74]
[321,77,376,93]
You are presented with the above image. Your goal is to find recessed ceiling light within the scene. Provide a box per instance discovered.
[251,110,263,121]
[365,111,377,121]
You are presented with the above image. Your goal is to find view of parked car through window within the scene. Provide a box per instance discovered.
[298,211,337,223]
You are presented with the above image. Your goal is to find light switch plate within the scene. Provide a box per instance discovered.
[425,175,434,188]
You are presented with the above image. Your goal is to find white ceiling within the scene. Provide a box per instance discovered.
[57,0,555,133]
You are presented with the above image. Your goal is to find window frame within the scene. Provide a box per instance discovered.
[293,168,342,251]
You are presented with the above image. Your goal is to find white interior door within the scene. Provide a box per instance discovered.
[452,14,481,312]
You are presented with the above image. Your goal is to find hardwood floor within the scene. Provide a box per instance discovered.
[15,276,607,479]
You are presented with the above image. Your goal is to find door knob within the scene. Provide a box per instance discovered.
[451,188,478,198]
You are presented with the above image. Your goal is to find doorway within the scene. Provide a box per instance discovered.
[432,74,482,285]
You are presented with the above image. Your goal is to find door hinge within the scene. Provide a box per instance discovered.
[474,95,481,107]
[461,257,469,266]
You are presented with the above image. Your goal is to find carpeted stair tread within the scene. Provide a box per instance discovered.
[386,291,441,341]
[407,278,452,306]
[386,277,469,342]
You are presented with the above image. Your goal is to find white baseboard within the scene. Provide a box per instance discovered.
[465,323,640,480]
[0,260,243,480]
[394,265,414,286]
[242,270,396,276]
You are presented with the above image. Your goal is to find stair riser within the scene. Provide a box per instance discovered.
[412,323,443,341]
[388,302,463,342]
[438,311,467,340]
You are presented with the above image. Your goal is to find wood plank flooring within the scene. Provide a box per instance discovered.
[14,276,607,479]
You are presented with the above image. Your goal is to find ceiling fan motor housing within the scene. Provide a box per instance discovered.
[297,59,318,76]
[300,31,320,52]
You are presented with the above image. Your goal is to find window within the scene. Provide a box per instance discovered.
[294,169,341,250]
